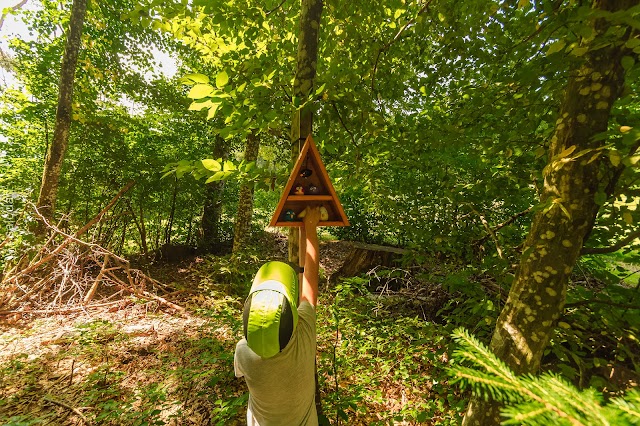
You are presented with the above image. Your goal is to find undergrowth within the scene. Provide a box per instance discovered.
[1,241,639,425]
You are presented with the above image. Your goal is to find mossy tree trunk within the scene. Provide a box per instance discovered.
[463,0,637,424]
[288,0,324,266]
[35,0,87,230]
[232,130,260,254]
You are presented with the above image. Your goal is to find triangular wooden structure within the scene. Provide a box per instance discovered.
[270,135,350,227]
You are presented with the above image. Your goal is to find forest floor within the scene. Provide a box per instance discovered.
[0,239,465,425]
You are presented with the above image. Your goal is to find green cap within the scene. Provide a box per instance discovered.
[243,261,299,358]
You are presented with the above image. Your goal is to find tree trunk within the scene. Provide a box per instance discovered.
[289,1,324,419]
[139,202,148,254]
[463,1,636,424]
[232,130,260,254]
[165,176,178,245]
[200,136,227,252]
[289,0,324,266]
[35,0,87,229]
[331,242,408,282]
[128,199,148,254]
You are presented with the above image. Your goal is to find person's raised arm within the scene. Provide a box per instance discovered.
[300,207,320,306]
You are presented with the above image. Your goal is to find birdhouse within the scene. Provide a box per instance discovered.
[270,135,349,227]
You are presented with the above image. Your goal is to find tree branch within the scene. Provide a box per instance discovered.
[330,101,356,146]
[581,228,640,255]
[565,298,640,310]
[474,206,533,247]
[266,0,289,15]
[371,0,433,95]
[0,0,27,32]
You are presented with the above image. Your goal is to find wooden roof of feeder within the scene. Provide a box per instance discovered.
[270,135,350,227]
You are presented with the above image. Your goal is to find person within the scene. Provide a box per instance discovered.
[234,206,321,426]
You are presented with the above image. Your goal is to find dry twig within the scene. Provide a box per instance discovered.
[0,180,183,314]
[43,395,90,425]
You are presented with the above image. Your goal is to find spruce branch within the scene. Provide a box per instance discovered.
[450,328,640,426]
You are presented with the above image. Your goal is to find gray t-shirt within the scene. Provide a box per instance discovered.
[234,301,318,426]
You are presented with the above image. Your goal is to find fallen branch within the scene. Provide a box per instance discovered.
[43,395,90,425]
[83,254,108,305]
[104,270,184,312]
[3,181,134,285]
[0,300,126,316]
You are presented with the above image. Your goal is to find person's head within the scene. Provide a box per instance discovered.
[243,261,299,358]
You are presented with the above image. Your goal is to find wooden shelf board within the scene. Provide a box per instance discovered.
[287,195,333,201]
[273,221,349,227]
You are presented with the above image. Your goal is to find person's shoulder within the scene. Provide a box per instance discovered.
[235,338,249,354]
[297,301,316,329]
[298,301,316,315]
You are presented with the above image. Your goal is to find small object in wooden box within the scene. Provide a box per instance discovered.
[284,209,297,221]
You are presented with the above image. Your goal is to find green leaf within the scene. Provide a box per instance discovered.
[609,150,622,167]
[207,103,221,120]
[570,46,589,57]
[188,100,211,111]
[517,0,530,9]
[622,155,640,166]
[205,171,226,183]
[626,39,640,49]
[223,160,236,171]
[183,73,209,84]
[160,170,174,179]
[546,40,566,56]
[202,159,222,171]
[594,191,607,206]
[216,71,229,89]
[188,84,214,99]
[621,56,635,71]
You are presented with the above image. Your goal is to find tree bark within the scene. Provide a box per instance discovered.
[35,0,87,230]
[165,176,178,245]
[232,130,260,254]
[463,1,637,424]
[289,0,324,420]
[331,242,408,282]
[288,0,324,266]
